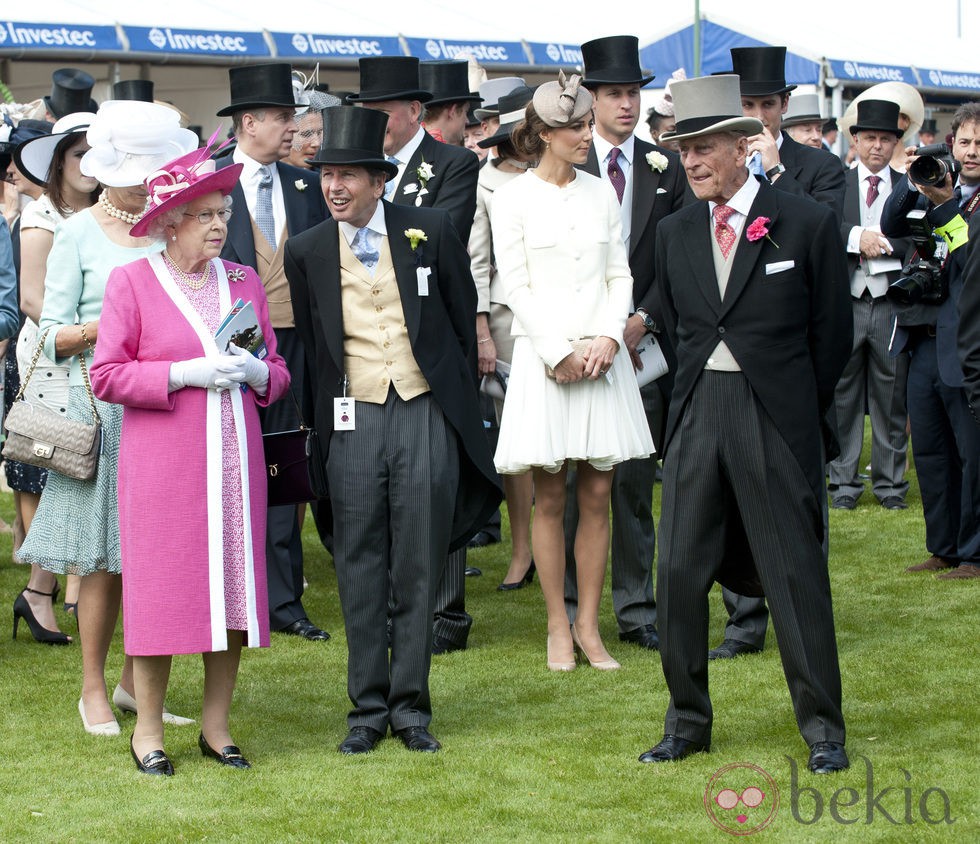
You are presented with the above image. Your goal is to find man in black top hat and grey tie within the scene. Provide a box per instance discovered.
[709,46,846,662]
[214,62,329,641]
[563,35,689,652]
[284,107,500,754]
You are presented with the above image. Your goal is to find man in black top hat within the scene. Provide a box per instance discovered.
[709,45,846,662]
[350,55,481,654]
[44,68,97,121]
[828,100,911,513]
[419,60,482,147]
[918,118,938,146]
[563,35,689,653]
[284,107,500,754]
[214,62,330,641]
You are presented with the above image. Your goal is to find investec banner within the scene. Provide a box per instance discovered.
[0,20,121,51]
[272,31,401,59]
[124,26,268,56]
[404,37,524,64]
[922,68,980,93]
[827,59,915,85]
[527,42,583,67]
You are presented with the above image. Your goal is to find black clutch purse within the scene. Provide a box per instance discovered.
[262,392,327,507]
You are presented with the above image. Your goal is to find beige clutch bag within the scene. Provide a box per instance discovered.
[545,338,594,380]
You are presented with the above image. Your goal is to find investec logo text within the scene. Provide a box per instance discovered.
[928,69,980,90]
[545,44,583,64]
[0,22,97,47]
[424,39,509,61]
[147,27,248,53]
[842,61,904,82]
[290,33,383,56]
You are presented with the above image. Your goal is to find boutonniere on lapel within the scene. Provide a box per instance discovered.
[414,159,434,207]
[406,228,431,296]
[294,179,307,192]
[227,268,247,283]
[645,151,668,173]
[746,216,780,249]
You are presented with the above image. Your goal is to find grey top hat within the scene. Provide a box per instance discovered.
[477,85,535,149]
[580,35,654,88]
[473,77,525,120]
[113,80,154,102]
[420,61,482,108]
[306,107,398,180]
[45,68,98,119]
[781,93,823,128]
[659,75,763,143]
[346,57,433,104]
[217,63,296,117]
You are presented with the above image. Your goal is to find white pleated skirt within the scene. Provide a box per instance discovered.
[494,337,655,475]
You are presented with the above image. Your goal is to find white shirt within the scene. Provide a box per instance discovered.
[846,163,896,298]
[389,126,426,194]
[707,170,760,240]
[592,132,634,245]
[340,201,387,278]
[233,146,286,244]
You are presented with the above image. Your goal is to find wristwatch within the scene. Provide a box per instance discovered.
[765,163,786,182]
[635,308,657,333]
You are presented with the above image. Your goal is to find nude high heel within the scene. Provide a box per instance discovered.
[571,625,621,671]
[78,698,120,736]
[546,634,576,672]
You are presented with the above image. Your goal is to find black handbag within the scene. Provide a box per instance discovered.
[262,392,327,506]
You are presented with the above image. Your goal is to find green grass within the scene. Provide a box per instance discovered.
[0,445,977,842]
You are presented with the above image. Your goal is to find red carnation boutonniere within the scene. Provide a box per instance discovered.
[746,216,779,249]
[227,268,247,283]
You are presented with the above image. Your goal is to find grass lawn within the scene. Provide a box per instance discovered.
[0,447,977,842]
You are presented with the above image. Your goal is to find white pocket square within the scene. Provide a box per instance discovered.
[402,183,419,195]
[656,188,667,194]
[765,260,795,275]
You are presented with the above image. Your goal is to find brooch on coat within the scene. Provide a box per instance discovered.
[227,268,247,283]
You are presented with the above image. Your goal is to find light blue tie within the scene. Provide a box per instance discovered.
[748,153,765,178]
[351,227,379,269]
[384,156,400,200]
[256,165,276,247]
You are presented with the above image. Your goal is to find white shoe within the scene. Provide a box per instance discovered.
[112,684,196,727]
[78,697,120,736]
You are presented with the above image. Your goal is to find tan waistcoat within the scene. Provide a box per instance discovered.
[339,233,430,404]
[704,230,742,372]
[250,216,293,328]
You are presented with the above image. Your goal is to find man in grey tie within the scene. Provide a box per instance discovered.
[215,63,330,640]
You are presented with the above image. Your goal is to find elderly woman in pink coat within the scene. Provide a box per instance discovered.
[90,141,290,776]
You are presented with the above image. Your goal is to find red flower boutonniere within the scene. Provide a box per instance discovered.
[746,216,779,249]
[227,268,247,283]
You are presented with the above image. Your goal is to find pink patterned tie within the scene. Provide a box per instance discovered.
[713,204,737,259]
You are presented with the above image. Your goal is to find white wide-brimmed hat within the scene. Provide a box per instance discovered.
[839,82,924,145]
[80,101,198,188]
[659,75,763,143]
[14,111,95,187]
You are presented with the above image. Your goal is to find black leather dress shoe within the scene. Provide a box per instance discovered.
[199,732,251,768]
[467,530,499,548]
[394,726,441,752]
[338,726,385,755]
[880,496,908,510]
[808,741,849,773]
[432,635,465,655]
[278,618,330,641]
[619,624,659,650]
[464,566,482,577]
[131,737,174,776]
[708,639,763,660]
[638,735,708,763]
[831,495,858,510]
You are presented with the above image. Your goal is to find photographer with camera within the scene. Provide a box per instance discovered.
[881,101,980,581]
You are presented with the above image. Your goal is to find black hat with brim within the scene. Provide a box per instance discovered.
[580,36,655,88]
[849,99,903,137]
[477,85,535,149]
[44,68,97,119]
[217,63,297,117]
[727,46,797,97]
[346,57,433,104]
[0,119,54,174]
[306,107,398,180]
[420,61,483,108]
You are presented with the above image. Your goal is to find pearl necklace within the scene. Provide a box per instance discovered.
[99,191,145,225]
[164,252,213,291]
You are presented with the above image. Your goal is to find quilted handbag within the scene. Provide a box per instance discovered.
[263,391,327,506]
[2,329,102,481]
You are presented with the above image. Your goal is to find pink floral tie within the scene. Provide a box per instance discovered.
[713,204,737,259]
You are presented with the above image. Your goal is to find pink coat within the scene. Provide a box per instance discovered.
[91,257,290,655]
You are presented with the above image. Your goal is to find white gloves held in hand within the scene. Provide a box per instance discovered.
[168,343,269,394]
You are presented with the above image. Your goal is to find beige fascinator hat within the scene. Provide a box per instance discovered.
[532,71,593,128]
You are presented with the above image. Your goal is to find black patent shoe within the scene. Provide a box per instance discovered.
[199,732,251,768]
[131,737,174,776]
[12,588,71,645]
[497,560,535,592]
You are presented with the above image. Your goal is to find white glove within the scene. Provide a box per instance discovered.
[168,356,245,392]
[227,342,269,394]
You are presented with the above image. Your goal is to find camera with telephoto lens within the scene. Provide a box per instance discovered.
[886,209,948,306]
[908,143,962,187]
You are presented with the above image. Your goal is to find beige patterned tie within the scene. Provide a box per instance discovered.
[713,204,737,259]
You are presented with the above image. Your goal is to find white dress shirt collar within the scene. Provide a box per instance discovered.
[708,173,761,235]
[339,200,388,246]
